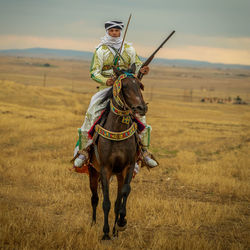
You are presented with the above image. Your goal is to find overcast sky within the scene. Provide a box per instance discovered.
[0,0,250,64]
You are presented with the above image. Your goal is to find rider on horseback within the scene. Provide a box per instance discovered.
[73,20,158,169]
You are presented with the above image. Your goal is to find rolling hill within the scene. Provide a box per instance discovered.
[1,47,250,70]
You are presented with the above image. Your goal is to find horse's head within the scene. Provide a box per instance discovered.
[113,63,148,116]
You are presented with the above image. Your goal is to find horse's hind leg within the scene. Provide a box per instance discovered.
[100,167,111,240]
[117,164,135,229]
[89,166,99,225]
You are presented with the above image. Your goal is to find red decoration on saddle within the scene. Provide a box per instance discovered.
[73,165,89,175]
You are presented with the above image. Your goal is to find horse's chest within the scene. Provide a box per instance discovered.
[99,137,137,167]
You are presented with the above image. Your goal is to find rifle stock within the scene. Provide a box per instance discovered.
[137,30,175,80]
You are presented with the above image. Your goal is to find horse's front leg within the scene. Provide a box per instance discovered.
[112,174,124,237]
[117,163,135,230]
[100,167,111,240]
[89,166,99,225]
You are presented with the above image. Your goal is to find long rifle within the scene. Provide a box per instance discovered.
[137,30,175,80]
[114,14,132,66]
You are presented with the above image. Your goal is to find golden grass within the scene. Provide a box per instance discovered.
[0,56,250,249]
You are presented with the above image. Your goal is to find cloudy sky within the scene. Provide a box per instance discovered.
[0,0,250,65]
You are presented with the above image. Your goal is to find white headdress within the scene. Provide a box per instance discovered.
[96,32,123,51]
[96,21,124,52]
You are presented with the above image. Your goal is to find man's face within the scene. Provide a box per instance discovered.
[108,28,121,38]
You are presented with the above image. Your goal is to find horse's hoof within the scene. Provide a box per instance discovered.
[116,218,127,231]
[117,218,127,228]
[102,234,111,240]
[116,223,127,231]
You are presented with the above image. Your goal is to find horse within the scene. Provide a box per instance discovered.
[88,63,148,240]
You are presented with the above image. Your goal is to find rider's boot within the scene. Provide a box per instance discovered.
[72,129,92,168]
[142,148,158,168]
[74,153,87,167]
[73,149,89,168]
[140,125,158,168]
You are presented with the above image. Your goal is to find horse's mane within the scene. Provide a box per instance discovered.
[100,86,113,105]
[99,68,135,107]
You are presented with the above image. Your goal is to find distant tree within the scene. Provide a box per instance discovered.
[43,63,51,67]
[233,96,246,105]
[235,96,242,101]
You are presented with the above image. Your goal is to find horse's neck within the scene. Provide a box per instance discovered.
[105,99,130,131]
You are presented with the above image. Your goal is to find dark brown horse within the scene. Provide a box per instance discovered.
[89,63,147,240]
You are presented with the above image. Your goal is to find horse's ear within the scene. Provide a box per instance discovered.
[130,63,136,74]
[113,66,122,76]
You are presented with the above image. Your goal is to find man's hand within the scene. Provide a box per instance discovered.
[139,66,150,75]
[106,78,114,86]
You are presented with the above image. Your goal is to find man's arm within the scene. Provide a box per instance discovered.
[125,44,149,75]
[90,48,110,85]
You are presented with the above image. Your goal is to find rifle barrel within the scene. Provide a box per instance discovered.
[151,30,175,57]
[137,30,175,80]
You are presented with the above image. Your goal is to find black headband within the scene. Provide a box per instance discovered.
[105,21,124,30]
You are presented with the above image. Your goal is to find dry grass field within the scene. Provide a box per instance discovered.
[0,56,250,249]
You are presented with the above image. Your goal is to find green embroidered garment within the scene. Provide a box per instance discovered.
[90,43,142,90]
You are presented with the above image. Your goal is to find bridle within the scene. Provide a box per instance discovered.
[112,72,144,115]
[95,72,144,141]
[112,73,134,111]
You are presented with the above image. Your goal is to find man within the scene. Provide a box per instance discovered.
[73,20,158,169]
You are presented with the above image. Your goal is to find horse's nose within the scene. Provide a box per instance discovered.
[132,104,148,115]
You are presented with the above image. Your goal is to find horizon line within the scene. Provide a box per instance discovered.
[1,46,250,67]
